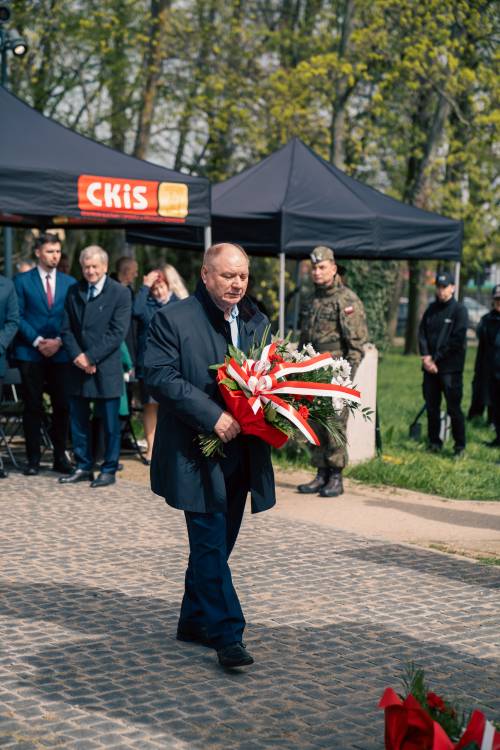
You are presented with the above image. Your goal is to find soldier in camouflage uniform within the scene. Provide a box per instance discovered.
[297,246,368,497]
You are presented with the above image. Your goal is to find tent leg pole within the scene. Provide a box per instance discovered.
[279,252,285,338]
[454,261,461,298]
[3,227,13,278]
[204,225,212,252]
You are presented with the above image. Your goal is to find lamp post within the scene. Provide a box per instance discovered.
[0,3,28,277]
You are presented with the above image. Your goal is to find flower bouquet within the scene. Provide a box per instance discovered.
[198,328,370,457]
[379,664,500,750]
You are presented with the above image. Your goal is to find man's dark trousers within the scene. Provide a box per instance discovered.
[18,360,70,466]
[68,396,120,473]
[423,370,466,449]
[179,468,248,649]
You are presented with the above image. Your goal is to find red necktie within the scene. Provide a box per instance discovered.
[45,273,53,308]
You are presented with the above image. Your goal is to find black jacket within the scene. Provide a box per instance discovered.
[418,296,468,373]
[477,309,500,382]
[144,281,276,514]
[61,276,132,398]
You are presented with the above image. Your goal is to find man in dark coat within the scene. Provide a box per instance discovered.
[418,270,468,456]
[476,285,500,447]
[144,243,275,669]
[13,232,76,475]
[60,246,131,488]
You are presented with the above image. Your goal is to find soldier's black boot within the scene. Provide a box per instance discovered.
[319,469,344,497]
[297,468,330,494]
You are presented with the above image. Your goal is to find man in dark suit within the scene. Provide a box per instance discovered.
[0,273,20,479]
[60,245,131,488]
[13,233,76,475]
[418,271,468,457]
[145,243,275,669]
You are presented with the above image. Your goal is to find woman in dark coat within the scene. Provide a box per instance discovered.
[133,269,178,461]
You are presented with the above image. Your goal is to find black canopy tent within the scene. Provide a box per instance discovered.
[128,137,462,334]
[0,86,211,275]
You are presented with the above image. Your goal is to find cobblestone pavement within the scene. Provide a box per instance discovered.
[1,472,499,750]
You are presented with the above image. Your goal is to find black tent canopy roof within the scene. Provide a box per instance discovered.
[210,138,462,261]
[0,86,210,233]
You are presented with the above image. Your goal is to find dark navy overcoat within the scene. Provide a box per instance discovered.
[144,281,276,514]
[61,276,131,399]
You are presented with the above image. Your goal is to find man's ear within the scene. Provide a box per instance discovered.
[200,265,208,283]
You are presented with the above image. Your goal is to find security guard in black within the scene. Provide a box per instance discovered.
[418,271,468,455]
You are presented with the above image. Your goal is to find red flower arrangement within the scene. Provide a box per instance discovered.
[379,665,500,750]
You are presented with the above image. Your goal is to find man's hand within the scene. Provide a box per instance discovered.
[38,338,62,358]
[214,412,241,443]
[143,271,160,288]
[422,355,438,374]
[74,352,96,374]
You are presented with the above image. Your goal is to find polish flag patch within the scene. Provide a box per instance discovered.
[344,305,354,315]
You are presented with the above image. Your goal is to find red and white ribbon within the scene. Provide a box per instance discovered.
[225,343,361,445]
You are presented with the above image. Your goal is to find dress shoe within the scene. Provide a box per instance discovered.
[297,467,329,494]
[176,625,212,648]
[453,446,465,459]
[90,472,116,488]
[217,642,254,668]
[319,470,344,497]
[427,443,442,453]
[484,438,500,448]
[52,459,74,474]
[23,465,39,476]
[0,468,7,479]
[59,468,94,484]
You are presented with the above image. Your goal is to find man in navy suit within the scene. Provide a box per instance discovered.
[144,244,275,669]
[13,233,77,475]
[0,274,20,479]
[60,246,131,489]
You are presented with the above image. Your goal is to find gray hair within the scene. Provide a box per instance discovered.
[203,242,249,269]
[79,245,108,265]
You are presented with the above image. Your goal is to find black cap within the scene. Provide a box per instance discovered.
[435,271,454,287]
[492,284,500,299]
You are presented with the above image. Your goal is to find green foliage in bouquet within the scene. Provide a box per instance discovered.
[401,663,474,746]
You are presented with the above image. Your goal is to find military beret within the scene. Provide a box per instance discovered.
[492,284,500,299]
[310,246,335,264]
[435,270,454,287]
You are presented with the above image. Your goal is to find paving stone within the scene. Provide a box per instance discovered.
[1,473,499,749]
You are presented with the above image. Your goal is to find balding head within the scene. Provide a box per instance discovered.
[201,243,249,315]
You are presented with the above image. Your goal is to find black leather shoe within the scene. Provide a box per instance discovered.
[217,642,254,668]
[52,459,74,474]
[23,465,39,476]
[297,468,330,494]
[0,468,7,479]
[177,625,212,648]
[428,443,442,453]
[59,469,94,484]
[90,472,116,488]
[453,446,465,459]
[319,470,344,497]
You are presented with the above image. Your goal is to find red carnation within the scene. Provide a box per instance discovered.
[427,691,446,712]
[298,406,310,420]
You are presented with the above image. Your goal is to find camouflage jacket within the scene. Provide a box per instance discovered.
[299,275,368,371]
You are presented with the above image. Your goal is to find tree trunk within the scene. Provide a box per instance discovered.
[403,91,451,353]
[133,0,170,159]
[329,0,356,168]
[387,262,405,342]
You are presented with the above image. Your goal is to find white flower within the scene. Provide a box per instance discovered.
[254,358,271,374]
[330,357,352,381]
[304,343,319,358]
[332,397,346,414]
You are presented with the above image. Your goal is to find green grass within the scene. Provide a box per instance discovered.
[344,347,500,501]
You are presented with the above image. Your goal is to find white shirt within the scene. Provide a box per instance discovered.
[33,266,57,348]
[88,274,107,300]
[37,265,57,299]
[227,304,240,348]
